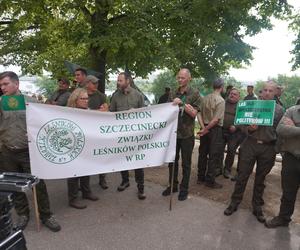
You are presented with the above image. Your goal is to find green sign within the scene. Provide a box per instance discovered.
[234,100,275,126]
[0,95,26,111]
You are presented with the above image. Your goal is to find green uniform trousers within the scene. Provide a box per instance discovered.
[230,138,276,209]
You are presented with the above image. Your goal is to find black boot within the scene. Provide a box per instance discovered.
[162,186,178,196]
[137,184,146,200]
[224,203,238,216]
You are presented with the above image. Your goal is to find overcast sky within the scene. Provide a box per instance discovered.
[230,0,300,82]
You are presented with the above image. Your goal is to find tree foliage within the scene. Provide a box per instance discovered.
[0,0,290,86]
[35,76,57,98]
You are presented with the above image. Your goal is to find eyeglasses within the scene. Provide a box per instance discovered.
[78,97,89,100]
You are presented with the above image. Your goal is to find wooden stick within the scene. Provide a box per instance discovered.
[32,186,40,232]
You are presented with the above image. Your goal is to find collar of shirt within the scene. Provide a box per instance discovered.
[175,86,192,96]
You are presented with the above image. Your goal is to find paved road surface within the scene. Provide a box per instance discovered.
[23,173,300,250]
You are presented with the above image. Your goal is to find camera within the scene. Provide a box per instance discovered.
[0,172,39,250]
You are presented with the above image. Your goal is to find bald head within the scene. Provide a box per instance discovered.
[177,68,191,88]
[262,81,276,100]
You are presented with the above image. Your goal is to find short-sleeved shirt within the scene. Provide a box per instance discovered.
[171,86,202,139]
[109,86,144,112]
[88,90,107,110]
[200,92,225,126]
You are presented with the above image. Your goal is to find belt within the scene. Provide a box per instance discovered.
[3,145,28,153]
[248,137,275,145]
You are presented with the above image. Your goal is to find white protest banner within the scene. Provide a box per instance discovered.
[26,103,178,179]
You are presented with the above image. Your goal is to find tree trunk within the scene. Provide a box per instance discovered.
[89,5,109,94]
[89,47,107,94]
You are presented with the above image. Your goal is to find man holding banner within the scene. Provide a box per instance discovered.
[0,71,61,232]
[222,88,245,179]
[162,68,201,201]
[224,81,284,223]
[109,72,146,200]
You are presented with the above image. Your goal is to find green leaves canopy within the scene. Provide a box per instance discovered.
[0,0,290,83]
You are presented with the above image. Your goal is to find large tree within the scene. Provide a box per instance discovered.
[0,0,290,90]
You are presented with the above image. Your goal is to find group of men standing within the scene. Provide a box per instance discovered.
[160,69,299,229]
[0,67,299,235]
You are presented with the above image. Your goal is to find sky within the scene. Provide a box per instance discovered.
[230,0,300,82]
[1,1,300,86]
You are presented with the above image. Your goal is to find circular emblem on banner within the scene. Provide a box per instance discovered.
[36,119,85,164]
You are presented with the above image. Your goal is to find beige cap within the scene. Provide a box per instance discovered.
[84,75,99,84]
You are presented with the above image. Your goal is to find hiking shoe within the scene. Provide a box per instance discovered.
[253,209,265,223]
[178,191,188,201]
[138,191,146,200]
[224,203,238,216]
[117,181,130,192]
[42,216,61,232]
[265,216,290,228]
[162,186,178,196]
[15,215,29,230]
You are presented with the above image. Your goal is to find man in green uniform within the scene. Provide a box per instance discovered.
[162,68,201,201]
[46,78,71,106]
[85,75,109,189]
[0,71,61,232]
[265,104,300,228]
[197,79,225,189]
[224,81,284,223]
[222,88,245,179]
[109,72,146,200]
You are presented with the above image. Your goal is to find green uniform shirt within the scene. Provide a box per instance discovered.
[223,100,237,129]
[47,89,71,106]
[88,90,107,110]
[276,105,300,157]
[201,92,225,126]
[171,86,202,139]
[109,86,144,112]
